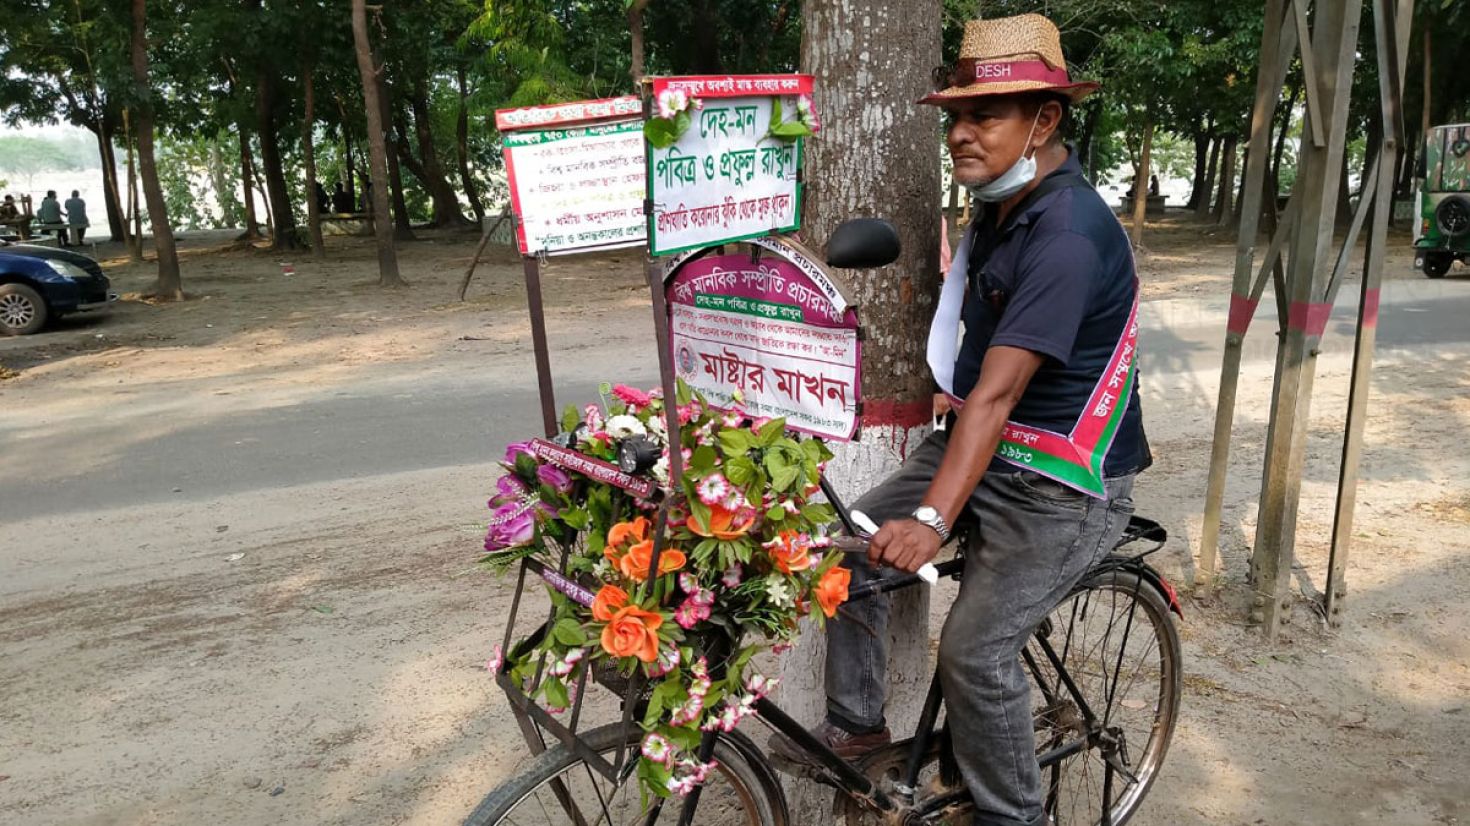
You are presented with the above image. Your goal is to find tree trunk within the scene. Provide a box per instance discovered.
[1130,121,1155,247]
[92,118,127,242]
[787,0,940,818]
[1270,82,1299,206]
[408,76,471,227]
[1186,130,1209,210]
[1213,135,1238,226]
[124,110,143,262]
[239,126,263,239]
[255,69,300,249]
[130,0,181,299]
[207,139,236,227]
[690,0,724,73]
[628,0,650,84]
[338,99,358,205]
[376,73,416,240]
[351,0,404,286]
[1196,136,1221,219]
[1077,100,1101,181]
[303,69,326,259]
[455,66,485,223]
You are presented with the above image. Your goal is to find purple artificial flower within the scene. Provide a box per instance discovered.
[536,463,573,493]
[484,504,536,552]
[504,440,537,466]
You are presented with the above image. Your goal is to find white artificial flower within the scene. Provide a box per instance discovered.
[605,415,647,439]
[765,574,794,609]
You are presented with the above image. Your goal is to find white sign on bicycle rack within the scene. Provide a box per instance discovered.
[645,75,812,255]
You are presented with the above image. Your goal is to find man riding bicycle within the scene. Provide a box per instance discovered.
[772,14,1151,826]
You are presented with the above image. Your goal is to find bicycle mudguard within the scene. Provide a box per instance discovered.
[1095,554,1184,619]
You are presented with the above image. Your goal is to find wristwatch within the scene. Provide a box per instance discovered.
[911,506,951,543]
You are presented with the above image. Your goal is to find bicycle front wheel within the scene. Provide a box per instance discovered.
[464,723,787,826]
[1028,567,1182,826]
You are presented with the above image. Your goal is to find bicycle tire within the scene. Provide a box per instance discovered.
[465,722,787,826]
[1029,567,1182,826]
[837,566,1181,826]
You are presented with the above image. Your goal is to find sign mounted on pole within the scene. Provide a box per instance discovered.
[665,238,860,441]
[496,96,646,257]
[644,75,815,255]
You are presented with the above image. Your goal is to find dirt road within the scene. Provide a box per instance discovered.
[1,221,1466,825]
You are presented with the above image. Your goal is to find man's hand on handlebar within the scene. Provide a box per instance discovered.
[868,518,942,574]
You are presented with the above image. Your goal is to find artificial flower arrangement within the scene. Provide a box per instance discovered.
[482,382,851,798]
[643,87,821,149]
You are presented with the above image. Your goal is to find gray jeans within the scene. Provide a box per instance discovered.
[825,431,1136,826]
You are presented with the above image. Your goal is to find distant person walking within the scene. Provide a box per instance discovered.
[331,182,353,214]
[65,190,89,244]
[37,190,67,246]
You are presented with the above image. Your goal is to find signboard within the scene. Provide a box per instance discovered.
[667,242,860,441]
[645,75,813,256]
[497,96,646,256]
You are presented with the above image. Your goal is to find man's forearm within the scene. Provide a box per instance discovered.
[920,397,1012,527]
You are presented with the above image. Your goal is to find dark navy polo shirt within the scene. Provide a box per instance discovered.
[954,151,1151,479]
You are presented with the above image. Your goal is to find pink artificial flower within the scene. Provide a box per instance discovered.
[642,732,674,767]
[743,672,779,699]
[583,404,605,432]
[646,645,682,678]
[781,499,801,515]
[486,644,504,674]
[484,503,536,552]
[721,565,743,589]
[503,441,536,465]
[697,474,733,507]
[669,693,705,726]
[612,384,653,409]
[751,416,773,431]
[675,597,712,630]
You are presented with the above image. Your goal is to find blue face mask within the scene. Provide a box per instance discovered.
[967,110,1042,203]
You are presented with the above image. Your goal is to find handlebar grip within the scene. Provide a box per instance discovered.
[844,509,940,585]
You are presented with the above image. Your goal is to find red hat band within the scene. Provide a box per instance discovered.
[955,59,1073,88]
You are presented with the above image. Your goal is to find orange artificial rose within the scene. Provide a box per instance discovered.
[689,502,755,540]
[607,516,650,550]
[767,530,814,575]
[619,539,686,581]
[815,566,851,619]
[600,604,664,662]
[592,584,629,622]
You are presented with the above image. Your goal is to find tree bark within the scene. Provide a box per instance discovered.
[787,0,940,818]
[239,126,264,239]
[351,0,404,286]
[407,76,472,227]
[303,68,326,259]
[628,0,650,84]
[1196,135,1221,219]
[92,117,127,242]
[255,69,301,249]
[1077,100,1101,182]
[1131,121,1155,247]
[376,72,416,240]
[1186,130,1209,210]
[1213,135,1238,226]
[124,111,143,262]
[455,66,485,223]
[130,0,181,299]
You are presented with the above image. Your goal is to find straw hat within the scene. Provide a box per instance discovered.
[919,14,1098,105]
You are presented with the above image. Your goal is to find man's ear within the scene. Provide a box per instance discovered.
[1037,99,1064,146]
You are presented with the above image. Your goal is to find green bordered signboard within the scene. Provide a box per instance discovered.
[645,75,814,256]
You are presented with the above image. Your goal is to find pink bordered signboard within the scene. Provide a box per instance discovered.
[496,96,647,257]
[666,238,861,441]
[643,74,817,256]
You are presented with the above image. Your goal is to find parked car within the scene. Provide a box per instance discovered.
[1414,122,1470,278]
[0,240,116,335]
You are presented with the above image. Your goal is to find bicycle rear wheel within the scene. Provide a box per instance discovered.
[1027,567,1182,826]
[464,723,787,826]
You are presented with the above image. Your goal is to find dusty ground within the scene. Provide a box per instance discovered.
[1,214,1467,825]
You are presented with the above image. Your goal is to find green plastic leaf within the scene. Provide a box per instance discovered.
[766,504,786,522]
[770,120,812,140]
[552,617,588,646]
[689,445,718,473]
[644,118,681,149]
[768,96,782,131]
[719,429,753,456]
[562,405,581,434]
[756,417,787,446]
[544,677,570,709]
[725,456,757,486]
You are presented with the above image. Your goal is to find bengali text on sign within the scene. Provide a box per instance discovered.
[502,118,646,255]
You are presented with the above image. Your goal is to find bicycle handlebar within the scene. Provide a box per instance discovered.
[836,509,940,585]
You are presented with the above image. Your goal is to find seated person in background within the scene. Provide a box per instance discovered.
[37,190,67,246]
[65,190,89,243]
[0,195,18,220]
[314,181,330,214]
[1148,174,1160,197]
[331,182,353,214]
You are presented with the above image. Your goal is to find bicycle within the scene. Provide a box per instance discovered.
[465,478,1183,826]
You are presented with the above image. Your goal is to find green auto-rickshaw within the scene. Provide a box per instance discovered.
[1415,122,1470,278]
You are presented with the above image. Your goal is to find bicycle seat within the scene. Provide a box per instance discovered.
[825,218,901,269]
